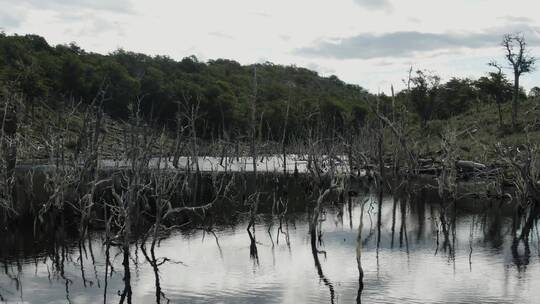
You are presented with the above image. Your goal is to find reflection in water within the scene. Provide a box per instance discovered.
[508,200,540,273]
[60,243,72,304]
[310,188,336,304]
[140,239,171,304]
[399,195,409,253]
[310,231,335,304]
[390,195,397,248]
[1,191,540,303]
[469,215,475,271]
[247,227,260,265]
[119,246,132,304]
[356,197,367,304]
[103,241,112,303]
[2,257,22,301]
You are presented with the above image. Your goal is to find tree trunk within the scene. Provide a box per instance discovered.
[281,88,291,174]
[512,72,519,130]
[248,67,258,230]
[3,101,17,180]
[497,100,503,128]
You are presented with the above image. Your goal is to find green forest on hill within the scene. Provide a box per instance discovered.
[0,33,371,142]
[0,32,539,157]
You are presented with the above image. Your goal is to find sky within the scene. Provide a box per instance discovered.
[1,0,540,93]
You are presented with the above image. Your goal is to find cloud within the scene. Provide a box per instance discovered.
[296,26,540,60]
[353,0,392,11]
[306,62,336,75]
[408,17,421,24]
[16,0,133,13]
[497,16,533,24]
[251,12,271,18]
[0,0,133,39]
[0,10,24,29]
[64,14,126,37]
[208,32,234,40]
[280,35,291,41]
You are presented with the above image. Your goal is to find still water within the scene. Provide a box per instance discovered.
[1,193,539,303]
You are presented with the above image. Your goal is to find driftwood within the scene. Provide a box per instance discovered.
[394,156,501,182]
[455,160,487,171]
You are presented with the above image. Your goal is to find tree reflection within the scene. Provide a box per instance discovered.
[118,247,132,304]
[484,202,504,250]
[437,202,454,258]
[399,195,409,253]
[103,241,113,304]
[247,227,259,266]
[390,196,397,249]
[2,257,23,301]
[511,237,531,271]
[310,228,335,304]
[509,202,539,271]
[356,197,368,304]
[309,188,336,304]
[3,179,540,303]
[140,240,171,304]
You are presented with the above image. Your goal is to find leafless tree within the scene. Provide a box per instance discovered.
[0,87,20,217]
[502,33,536,129]
[281,81,293,174]
[247,66,259,230]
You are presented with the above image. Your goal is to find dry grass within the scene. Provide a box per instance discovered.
[406,98,540,163]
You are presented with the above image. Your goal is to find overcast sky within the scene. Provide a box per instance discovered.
[1,0,540,93]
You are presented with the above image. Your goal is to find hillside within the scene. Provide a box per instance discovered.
[2,33,540,165]
[0,33,369,143]
[411,98,540,163]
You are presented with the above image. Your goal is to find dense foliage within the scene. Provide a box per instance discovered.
[0,33,370,141]
[0,33,535,142]
[404,69,525,128]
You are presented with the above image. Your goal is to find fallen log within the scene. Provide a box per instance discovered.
[455,160,487,171]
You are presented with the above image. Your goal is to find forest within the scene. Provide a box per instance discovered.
[2,33,536,145]
[0,33,370,142]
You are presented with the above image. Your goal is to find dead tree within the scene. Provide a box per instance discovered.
[76,87,107,237]
[364,95,417,175]
[247,66,259,230]
[172,99,187,169]
[0,88,20,217]
[502,34,536,130]
[437,127,458,200]
[281,81,293,174]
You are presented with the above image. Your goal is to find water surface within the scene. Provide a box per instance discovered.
[1,193,538,303]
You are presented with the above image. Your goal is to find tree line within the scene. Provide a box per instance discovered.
[0,33,537,144]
